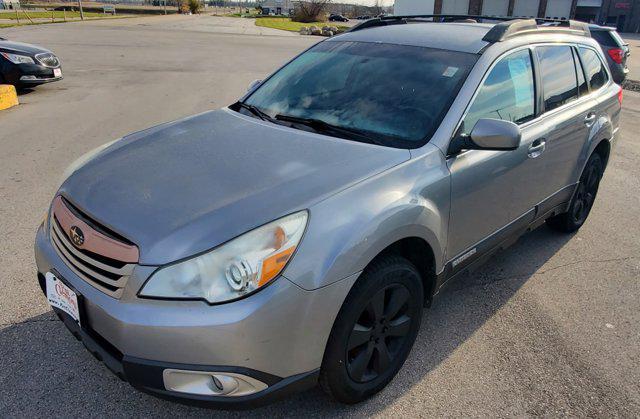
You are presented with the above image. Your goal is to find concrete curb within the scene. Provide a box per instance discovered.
[0,85,19,111]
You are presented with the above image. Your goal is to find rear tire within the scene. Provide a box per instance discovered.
[319,255,423,404]
[546,153,603,233]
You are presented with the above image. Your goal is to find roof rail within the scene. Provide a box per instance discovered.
[348,14,591,41]
[348,14,512,32]
[483,18,590,41]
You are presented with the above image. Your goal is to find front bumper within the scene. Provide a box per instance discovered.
[35,285,319,408]
[35,225,357,407]
[1,61,62,85]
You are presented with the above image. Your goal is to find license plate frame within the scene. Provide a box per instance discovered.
[46,271,83,327]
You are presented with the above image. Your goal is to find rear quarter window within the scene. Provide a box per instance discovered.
[578,47,609,91]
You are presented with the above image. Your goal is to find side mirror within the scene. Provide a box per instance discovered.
[247,79,262,93]
[469,118,521,150]
[449,118,521,155]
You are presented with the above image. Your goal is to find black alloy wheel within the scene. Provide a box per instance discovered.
[346,284,413,383]
[547,152,603,233]
[320,255,423,404]
[570,157,601,225]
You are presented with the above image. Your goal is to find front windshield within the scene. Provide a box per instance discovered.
[242,41,478,148]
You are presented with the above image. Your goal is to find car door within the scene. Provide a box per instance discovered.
[446,48,546,268]
[532,44,595,215]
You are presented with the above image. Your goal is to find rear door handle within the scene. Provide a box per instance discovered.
[528,139,546,159]
[584,112,596,126]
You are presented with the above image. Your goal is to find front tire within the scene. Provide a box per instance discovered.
[547,153,603,233]
[320,255,424,404]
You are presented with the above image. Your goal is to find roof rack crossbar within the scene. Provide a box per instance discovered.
[348,14,591,41]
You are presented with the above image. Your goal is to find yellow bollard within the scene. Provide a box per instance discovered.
[0,85,19,111]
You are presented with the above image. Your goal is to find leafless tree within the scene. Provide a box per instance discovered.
[293,0,332,22]
[372,0,382,16]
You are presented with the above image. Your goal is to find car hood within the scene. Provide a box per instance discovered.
[0,39,51,55]
[59,109,410,265]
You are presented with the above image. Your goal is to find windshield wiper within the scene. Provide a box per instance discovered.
[234,101,273,122]
[274,114,384,146]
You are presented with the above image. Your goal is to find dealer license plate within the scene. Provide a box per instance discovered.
[46,272,81,326]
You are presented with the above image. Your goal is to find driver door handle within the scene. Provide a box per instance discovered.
[528,138,546,159]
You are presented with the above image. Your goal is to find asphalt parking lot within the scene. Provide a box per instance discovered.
[1,15,639,417]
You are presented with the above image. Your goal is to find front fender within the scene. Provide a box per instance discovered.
[283,145,450,291]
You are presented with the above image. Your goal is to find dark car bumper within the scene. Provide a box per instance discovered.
[610,64,628,84]
[1,61,62,86]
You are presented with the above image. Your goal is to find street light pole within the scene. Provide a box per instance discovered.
[164,0,167,15]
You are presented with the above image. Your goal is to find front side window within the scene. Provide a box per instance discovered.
[578,47,609,91]
[242,41,478,148]
[461,49,535,134]
[537,46,578,112]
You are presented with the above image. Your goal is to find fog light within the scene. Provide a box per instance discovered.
[163,369,268,397]
[20,75,37,81]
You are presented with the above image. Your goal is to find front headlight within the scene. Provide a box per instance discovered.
[1,52,35,64]
[140,211,308,304]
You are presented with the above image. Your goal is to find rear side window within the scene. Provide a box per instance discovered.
[578,47,609,91]
[536,46,578,112]
[462,49,535,133]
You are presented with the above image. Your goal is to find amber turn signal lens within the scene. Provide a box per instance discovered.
[258,246,296,287]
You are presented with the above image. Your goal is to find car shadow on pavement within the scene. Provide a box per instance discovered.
[0,226,572,417]
[15,87,36,96]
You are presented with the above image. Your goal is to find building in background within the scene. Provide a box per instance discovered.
[260,0,294,15]
[575,0,603,22]
[595,0,640,32]
[393,0,640,32]
[393,0,577,19]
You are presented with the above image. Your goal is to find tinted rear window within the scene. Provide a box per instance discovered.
[591,29,626,47]
[591,30,618,47]
[610,30,626,46]
[536,46,578,112]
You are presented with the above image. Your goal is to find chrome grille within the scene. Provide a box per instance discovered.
[35,53,60,68]
[50,216,134,299]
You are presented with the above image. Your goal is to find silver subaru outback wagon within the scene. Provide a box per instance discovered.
[34,15,621,407]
